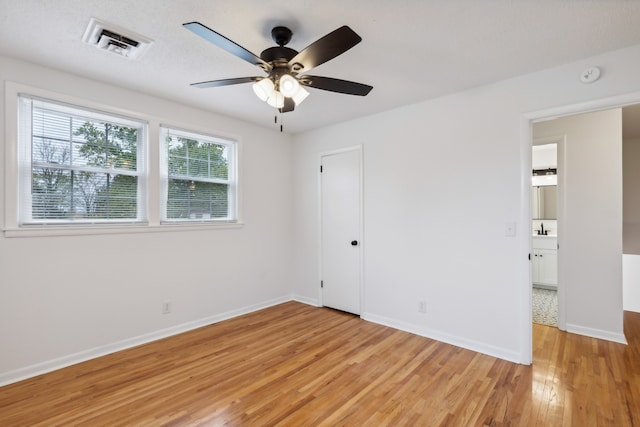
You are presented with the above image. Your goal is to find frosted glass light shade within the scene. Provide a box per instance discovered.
[266,91,284,108]
[279,74,300,97]
[252,78,275,101]
[292,86,310,105]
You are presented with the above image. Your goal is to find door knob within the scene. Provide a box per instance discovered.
[351,240,358,246]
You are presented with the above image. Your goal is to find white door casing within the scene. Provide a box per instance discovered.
[320,147,362,315]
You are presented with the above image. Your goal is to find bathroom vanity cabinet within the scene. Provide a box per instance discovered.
[532,235,557,289]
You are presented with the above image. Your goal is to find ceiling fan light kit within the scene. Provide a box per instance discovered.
[291,86,310,104]
[266,90,285,109]
[183,21,373,114]
[252,73,308,109]
[252,78,274,101]
[278,74,300,97]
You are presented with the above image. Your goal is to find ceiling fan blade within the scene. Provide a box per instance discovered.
[279,97,295,113]
[183,22,271,71]
[299,76,373,96]
[191,77,261,88]
[288,26,362,73]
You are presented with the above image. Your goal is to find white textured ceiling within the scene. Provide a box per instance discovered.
[2,0,640,133]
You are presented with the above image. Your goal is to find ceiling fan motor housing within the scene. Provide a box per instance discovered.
[262,27,303,74]
[260,46,298,64]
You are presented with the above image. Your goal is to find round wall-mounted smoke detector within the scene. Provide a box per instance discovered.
[580,67,601,84]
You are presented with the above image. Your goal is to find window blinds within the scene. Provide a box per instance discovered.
[160,127,235,221]
[19,96,146,224]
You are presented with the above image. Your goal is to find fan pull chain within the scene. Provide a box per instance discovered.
[275,112,284,132]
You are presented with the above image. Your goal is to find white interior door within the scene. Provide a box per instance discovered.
[321,148,362,315]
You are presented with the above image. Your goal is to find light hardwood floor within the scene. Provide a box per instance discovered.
[1,302,639,426]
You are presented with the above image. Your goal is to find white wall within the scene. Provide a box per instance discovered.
[623,136,640,311]
[292,44,640,362]
[0,56,293,384]
[623,255,640,312]
[534,110,624,339]
[624,137,640,254]
[5,43,640,383]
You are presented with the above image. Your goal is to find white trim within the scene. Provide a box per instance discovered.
[4,81,22,230]
[1,295,528,387]
[18,95,149,225]
[519,116,534,364]
[318,145,364,315]
[292,294,320,306]
[358,147,365,316]
[363,312,522,364]
[3,221,244,238]
[521,89,640,363]
[3,80,244,236]
[565,324,628,344]
[0,295,290,387]
[159,125,237,223]
[5,293,553,387]
[158,125,236,146]
[527,91,640,123]
[556,135,568,332]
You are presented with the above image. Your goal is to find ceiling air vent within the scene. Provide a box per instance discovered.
[82,18,152,59]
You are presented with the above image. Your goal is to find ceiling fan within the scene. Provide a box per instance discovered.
[183,21,373,113]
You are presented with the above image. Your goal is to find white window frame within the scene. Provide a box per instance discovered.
[159,126,238,223]
[3,82,243,237]
[17,95,148,226]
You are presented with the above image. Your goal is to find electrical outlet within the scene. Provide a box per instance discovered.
[162,301,171,314]
[418,300,427,314]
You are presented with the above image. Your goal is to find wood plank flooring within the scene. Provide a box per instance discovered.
[1,302,639,426]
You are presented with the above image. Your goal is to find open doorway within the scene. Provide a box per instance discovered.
[525,100,640,358]
[531,139,560,329]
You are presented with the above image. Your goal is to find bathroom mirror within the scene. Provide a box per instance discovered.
[532,185,557,219]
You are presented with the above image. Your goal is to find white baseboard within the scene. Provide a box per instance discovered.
[292,294,320,307]
[2,296,540,387]
[362,312,525,364]
[0,295,292,387]
[566,323,628,344]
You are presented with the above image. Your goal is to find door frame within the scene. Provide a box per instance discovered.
[520,90,640,364]
[318,145,364,314]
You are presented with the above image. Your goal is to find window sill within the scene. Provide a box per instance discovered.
[3,222,245,238]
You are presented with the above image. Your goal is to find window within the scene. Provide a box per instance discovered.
[18,95,147,225]
[7,83,241,236]
[160,127,236,222]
